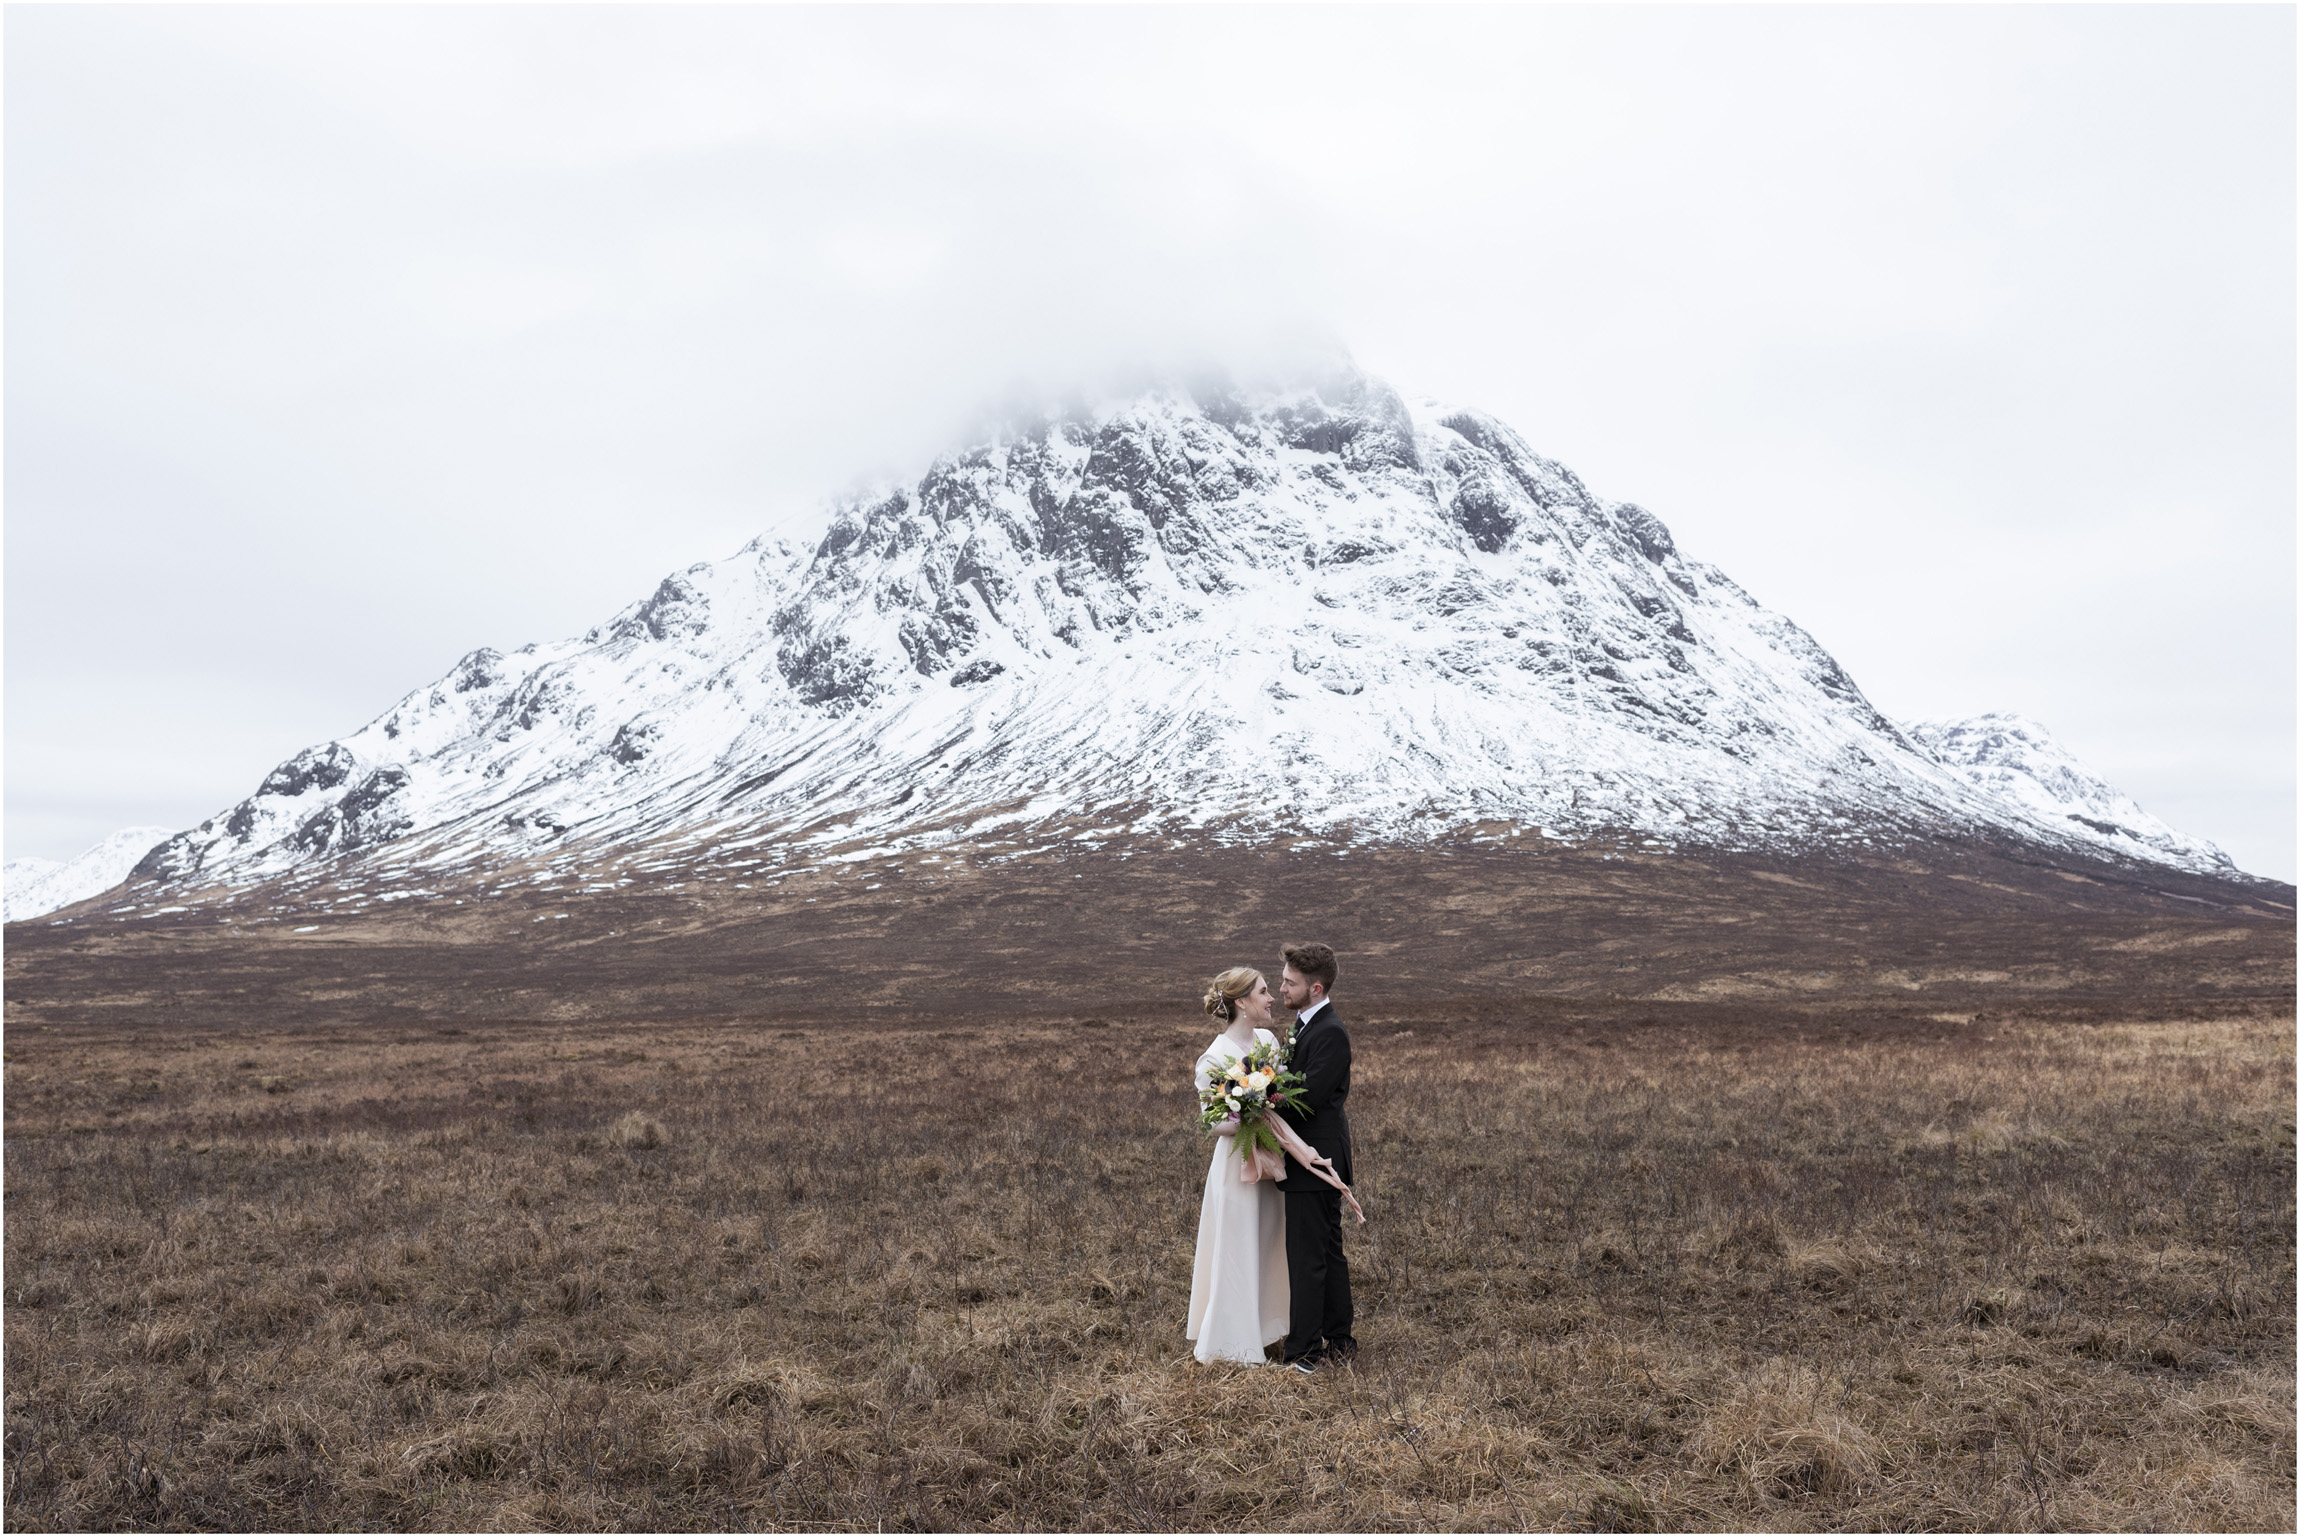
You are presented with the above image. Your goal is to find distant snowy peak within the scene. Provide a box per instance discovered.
[3,858,63,915]
[6,827,177,921]
[1905,714,2233,875]
[113,366,2256,905]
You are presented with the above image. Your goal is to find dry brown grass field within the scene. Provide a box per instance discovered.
[6,984,2292,1530]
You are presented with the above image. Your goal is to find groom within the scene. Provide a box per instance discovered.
[1277,941,1355,1372]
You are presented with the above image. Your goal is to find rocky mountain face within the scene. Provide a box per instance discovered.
[112,369,2240,913]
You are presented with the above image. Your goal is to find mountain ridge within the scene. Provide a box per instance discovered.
[61,367,2251,921]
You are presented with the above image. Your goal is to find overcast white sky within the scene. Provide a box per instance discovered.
[7,5,2293,880]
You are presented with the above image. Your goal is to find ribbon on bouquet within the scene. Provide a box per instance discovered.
[1246,1113,1367,1225]
[1237,1140,1288,1185]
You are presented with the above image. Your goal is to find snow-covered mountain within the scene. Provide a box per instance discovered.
[7,827,177,922]
[116,368,2242,907]
[1906,713,2229,873]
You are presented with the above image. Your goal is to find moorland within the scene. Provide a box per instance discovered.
[5,837,2293,1530]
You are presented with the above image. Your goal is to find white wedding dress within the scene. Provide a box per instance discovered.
[1184,1027,1291,1364]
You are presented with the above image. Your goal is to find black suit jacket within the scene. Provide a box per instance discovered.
[1279,1003,1352,1188]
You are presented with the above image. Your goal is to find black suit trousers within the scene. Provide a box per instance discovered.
[1283,1184,1352,1360]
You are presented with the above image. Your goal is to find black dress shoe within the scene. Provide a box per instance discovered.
[1285,1348,1326,1374]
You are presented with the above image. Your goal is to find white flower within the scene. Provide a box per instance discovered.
[1246,1070,1272,1091]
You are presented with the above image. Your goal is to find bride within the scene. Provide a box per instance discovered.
[1185,967,1290,1365]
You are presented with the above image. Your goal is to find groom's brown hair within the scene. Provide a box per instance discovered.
[1282,942,1337,995]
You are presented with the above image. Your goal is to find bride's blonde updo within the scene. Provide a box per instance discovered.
[1202,967,1264,1024]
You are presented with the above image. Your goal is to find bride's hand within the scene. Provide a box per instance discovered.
[1301,1151,1367,1223]
[1209,1118,1240,1137]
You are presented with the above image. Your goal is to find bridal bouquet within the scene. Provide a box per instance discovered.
[1195,1037,1366,1220]
[1198,1038,1308,1177]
